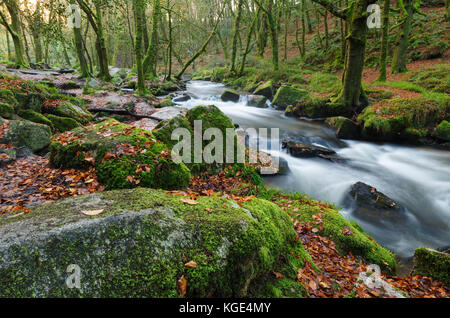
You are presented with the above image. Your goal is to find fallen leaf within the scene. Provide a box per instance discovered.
[180,198,199,205]
[185,261,197,268]
[81,209,104,216]
[178,275,187,297]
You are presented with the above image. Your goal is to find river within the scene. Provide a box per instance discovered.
[174,80,450,258]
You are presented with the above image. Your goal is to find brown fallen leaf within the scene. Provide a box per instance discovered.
[180,198,199,205]
[273,271,284,279]
[81,209,104,216]
[205,208,212,213]
[178,275,187,297]
[185,260,197,268]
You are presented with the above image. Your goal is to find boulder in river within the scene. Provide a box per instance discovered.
[282,140,337,161]
[0,188,295,297]
[253,81,273,100]
[325,117,360,140]
[433,120,450,142]
[221,90,240,102]
[172,94,191,103]
[344,182,408,224]
[247,95,268,108]
[272,86,309,110]
[412,247,449,287]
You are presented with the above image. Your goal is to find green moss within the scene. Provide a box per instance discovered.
[153,114,193,148]
[50,119,191,190]
[308,73,341,95]
[18,109,52,126]
[0,102,14,119]
[253,81,273,99]
[157,97,174,108]
[295,98,350,119]
[412,248,449,287]
[434,120,450,141]
[47,114,81,132]
[272,86,310,110]
[357,97,449,142]
[325,117,360,140]
[53,102,93,124]
[0,189,299,298]
[275,193,397,273]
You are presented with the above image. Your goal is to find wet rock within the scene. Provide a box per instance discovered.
[172,94,191,103]
[282,140,337,160]
[412,247,449,287]
[253,81,273,100]
[247,95,268,108]
[221,90,240,102]
[325,117,360,140]
[344,182,408,224]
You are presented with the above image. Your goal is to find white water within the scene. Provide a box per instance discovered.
[176,80,450,257]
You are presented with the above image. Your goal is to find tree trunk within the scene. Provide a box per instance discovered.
[133,0,147,95]
[391,0,415,74]
[143,0,161,78]
[230,0,244,74]
[377,0,390,81]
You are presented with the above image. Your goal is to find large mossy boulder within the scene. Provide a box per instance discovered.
[412,247,449,287]
[247,95,268,108]
[0,188,296,297]
[325,117,360,140]
[153,105,240,175]
[294,97,350,119]
[272,86,309,110]
[253,81,273,100]
[434,120,450,141]
[49,119,191,190]
[0,119,51,152]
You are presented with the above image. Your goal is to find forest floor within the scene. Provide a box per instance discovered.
[1,66,449,297]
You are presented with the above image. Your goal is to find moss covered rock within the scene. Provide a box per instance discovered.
[325,117,360,140]
[0,188,297,297]
[253,81,273,100]
[153,114,193,148]
[434,120,450,141]
[221,90,240,102]
[247,95,268,108]
[358,97,449,142]
[47,114,81,132]
[0,119,52,152]
[17,109,52,126]
[276,193,397,273]
[412,247,449,287]
[50,119,191,190]
[272,86,309,110]
[294,98,349,119]
[53,102,93,124]
[0,102,14,119]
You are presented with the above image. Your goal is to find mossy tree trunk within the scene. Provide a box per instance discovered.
[312,0,376,113]
[133,0,147,95]
[377,0,390,81]
[255,0,279,71]
[0,0,27,67]
[238,10,258,76]
[229,0,244,75]
[143,0,161,78]
[257,9,268,57]
[391,0,424,74]
[76,0,112,80]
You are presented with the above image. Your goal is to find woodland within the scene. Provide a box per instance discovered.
[0,0,449,299]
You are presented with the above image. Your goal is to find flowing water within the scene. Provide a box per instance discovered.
[175,80,450,258]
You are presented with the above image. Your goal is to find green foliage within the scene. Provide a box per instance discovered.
[47,114,81,132]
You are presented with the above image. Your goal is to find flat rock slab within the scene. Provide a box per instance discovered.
[151,107,187,121]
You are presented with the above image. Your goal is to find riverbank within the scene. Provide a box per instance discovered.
[0,68,449,297]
